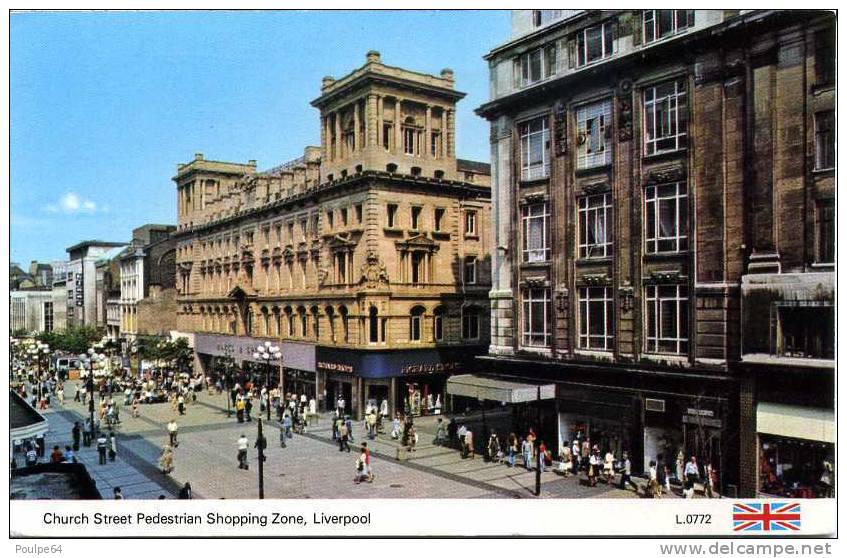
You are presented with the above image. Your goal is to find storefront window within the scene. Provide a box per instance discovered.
[760,435,834,498]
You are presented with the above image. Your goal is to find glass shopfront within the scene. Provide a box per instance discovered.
[759,435,834,498]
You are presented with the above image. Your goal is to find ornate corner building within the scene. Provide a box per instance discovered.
[477,10,834,497]
[172,52,492,420]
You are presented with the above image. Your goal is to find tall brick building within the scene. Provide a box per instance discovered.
[475,10,834,497]
[173,52,491,419]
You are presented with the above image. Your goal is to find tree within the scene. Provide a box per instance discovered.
[36,325,104,354]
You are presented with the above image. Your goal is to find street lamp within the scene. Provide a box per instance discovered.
[253,341,280,421]
[78,347,106,445]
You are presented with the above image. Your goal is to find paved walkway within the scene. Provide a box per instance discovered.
[32,384,655,500]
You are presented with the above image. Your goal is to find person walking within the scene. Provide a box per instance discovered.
[245,396,253,422]
[434,418,446,446]
[538,440,547,473]
[366,411,377,440]
[507,433,518,468]
[159,445,174,474]
[559,441,572,476]
[71,422,81,452]
[345,416,354,443]
[113,487,123,500]
[339,421,351,452]
[283,412,293,438]
[167,419,179,448]
[96,434,108,465]
[487,432,501,463]
[648,460,660,498]
[57,386,65,405]
[703,462,715,499]
[237,434,249,470]
[74,383,81,403]
[684,456,700,498]
[464,428,474,459]
[354,446,368,484]
[131,396,140,418]
[254,432,267,463]
[108,431,117,462]
[521,436,534,470]
[408,425,418,452]
[236,397,245,423]
[25,443,38,467]
[178,482,193,499]
[177,393,186,416]
[391,414,402,441]
[604,449,615,485]
[279,423,287,448]
[618,452,638,492]
[588,448,600,487]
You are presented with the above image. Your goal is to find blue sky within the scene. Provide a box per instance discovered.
[10,10,510,264]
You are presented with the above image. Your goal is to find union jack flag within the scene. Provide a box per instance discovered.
[733,502,801,532]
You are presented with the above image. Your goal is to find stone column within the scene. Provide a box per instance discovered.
[367,94,378,148]
[446,109,455,157]
[334,110,342,161]
[425,105,432,159]
[320,115,328,162]
[394,98,403,154]
[353,101,361,152]
[376,96,384,148]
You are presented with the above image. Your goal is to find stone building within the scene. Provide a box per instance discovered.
[10,290,54,334]
[173,52,491,419]
[474,9,834,497]
[118,224,177,343]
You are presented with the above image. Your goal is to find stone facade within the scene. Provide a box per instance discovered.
[477,9,835,496]
[173,53,491,419]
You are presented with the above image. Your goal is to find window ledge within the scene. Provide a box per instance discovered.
[812,83,835,96]
[574,349,615,360]
[383,227,404,235]
[642,148,687,164]
[641,353,690,365]
[519,176,550,187]
[741,353,834,369]
[810,262,835,270]
[464,234,480,240]
[644,251,688,261]
[812,167,835,176]
[432,231,451,240]
[574,163,613,177]
[520,261,551,269]
[518,346,553,357]
[576,256,613,266]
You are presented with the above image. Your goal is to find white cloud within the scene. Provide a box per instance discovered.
[43,192,100,214]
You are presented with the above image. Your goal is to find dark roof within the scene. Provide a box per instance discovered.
[10,390,46,430]
[456,159,491,174]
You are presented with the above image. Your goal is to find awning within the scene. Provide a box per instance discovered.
[757,402,835,444]
[446,374,555,404]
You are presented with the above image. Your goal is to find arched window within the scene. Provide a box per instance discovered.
[410,306,425,342]
[326,306,336,342]
[462,306,480,340]
[368,306,379,344]
[433,306,445,342]
[311,305,321,339]
[261,307,270,337]
[284,306,294,337]
[339,305,349,343]
[298,306,308,337]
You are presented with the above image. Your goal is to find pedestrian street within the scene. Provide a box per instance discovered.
[42,384,645,500]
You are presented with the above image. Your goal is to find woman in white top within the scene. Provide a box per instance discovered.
[604,451,615,485]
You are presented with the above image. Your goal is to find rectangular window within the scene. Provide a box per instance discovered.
[518,44,557,88]
[644,79,688,155]
[577,100,613,168]
[340,207,348,227]
[522,287,551,347]
[520,116,550,180]
[578,287,614,350]
[434,310,444,342]
[404,127,416,155]
[645,182,688,254]
[43,301,53,332]
[382,123,392,150]
[387,204,398,228]
[355,204,363,224]
[326,210,334,229]
[577,21,616,66]
[431,131,441,157]
[777,305,834,359]
[522,202,550,262]
[462,308,480,340]
[464,256,477,284]
[645,284,689,354]
[287,223,294,242]
[815,111,835,170]
[817,198,835,264]
[643,10,693,44]
[578,193,613,259]
[411,206,422,230]
[434,208,445,231]
[299,219,307,241]
[464,211,477,235]
[815,29,835,86]
[411,252,424,284]
[300,313,308,337]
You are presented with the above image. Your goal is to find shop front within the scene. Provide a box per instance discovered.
[316,346,484,419]
[756,402,835,498]
[642,394,727,483]
[193,333,316,394]
[557,387,641,470]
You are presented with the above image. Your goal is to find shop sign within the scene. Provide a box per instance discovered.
[400,361,461,375]
[317,361,354,374]
[686,408,715,418]
[682,415,722,428]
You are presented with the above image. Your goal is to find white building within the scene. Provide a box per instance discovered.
[65,240,126,327]
[10,290,54,333]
